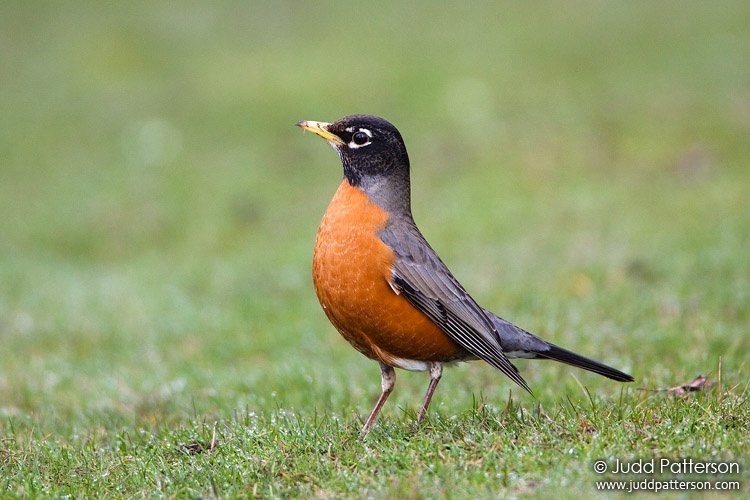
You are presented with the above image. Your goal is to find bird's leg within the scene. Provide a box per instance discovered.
[361,362,396,437]
[415,362,443,429]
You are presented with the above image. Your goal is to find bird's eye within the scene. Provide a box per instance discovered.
[352,131,370,146]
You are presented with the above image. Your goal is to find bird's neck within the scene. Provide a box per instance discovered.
[347,173,413,221]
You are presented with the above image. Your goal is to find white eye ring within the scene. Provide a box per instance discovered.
[348,128,372,149]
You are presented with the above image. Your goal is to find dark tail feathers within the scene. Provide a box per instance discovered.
[538,344,634,382]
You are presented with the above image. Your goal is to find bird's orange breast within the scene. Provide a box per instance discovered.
[313,180,462,369]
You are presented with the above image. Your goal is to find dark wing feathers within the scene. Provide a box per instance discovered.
[382,222,532,394]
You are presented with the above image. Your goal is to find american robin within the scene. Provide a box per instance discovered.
[297,115,633,436]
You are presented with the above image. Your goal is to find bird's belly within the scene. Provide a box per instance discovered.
[312,181,462,369]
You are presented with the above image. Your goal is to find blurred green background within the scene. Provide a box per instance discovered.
[1,0,748,430]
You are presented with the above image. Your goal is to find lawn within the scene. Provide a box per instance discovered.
[1,1,748,497]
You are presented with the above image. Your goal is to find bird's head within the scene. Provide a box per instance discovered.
[297,115,411,199]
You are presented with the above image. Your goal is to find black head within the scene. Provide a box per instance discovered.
[297,115,412,213]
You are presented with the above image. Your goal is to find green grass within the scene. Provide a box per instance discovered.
[1,0,749,497]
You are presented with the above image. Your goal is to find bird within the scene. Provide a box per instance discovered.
[296,114,633,437]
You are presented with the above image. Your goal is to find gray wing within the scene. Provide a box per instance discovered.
[380,221,532,394]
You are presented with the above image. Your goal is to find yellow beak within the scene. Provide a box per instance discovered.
[296,120,345,145]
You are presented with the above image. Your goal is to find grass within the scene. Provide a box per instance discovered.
[1,0,749,497]
[3,390,746,497]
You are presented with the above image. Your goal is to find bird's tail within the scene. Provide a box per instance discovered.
[536,343,634,382]
[484,309,634,383]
